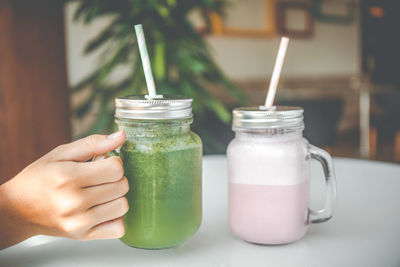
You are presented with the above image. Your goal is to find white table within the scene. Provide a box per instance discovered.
[1,156,400,267]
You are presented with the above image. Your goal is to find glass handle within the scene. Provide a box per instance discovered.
[92,150,120,161]
[308,144,337,224]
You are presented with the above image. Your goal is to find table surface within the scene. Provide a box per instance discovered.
[1,156,400,267]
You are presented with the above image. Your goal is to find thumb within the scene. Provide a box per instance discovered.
[51,131,126,162]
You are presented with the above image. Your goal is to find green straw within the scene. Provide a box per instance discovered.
[134,24,160,98]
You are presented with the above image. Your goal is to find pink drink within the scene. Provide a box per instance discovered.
[227,131,311,244]
[228,106,336,245]
[229,181,309,244]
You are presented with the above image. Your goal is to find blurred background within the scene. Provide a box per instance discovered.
[1,0,399,183]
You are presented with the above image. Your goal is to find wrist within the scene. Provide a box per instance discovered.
[0,179,37,249]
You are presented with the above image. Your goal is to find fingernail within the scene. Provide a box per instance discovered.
[108,130,124,140]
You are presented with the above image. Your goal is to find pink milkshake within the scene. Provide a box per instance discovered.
[227,106,336,245]
[229,182,309,244]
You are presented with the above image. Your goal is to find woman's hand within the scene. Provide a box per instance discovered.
[0,131,129,249]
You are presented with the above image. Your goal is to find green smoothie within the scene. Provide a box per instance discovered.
[117,119,202,249]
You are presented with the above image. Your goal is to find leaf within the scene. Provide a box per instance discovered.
[73,1,93,21]
[70,69,101,92]
[73,89,97,118]
[207,97,231,124]
[84,24,115,54]
[90,101,113,134]
[154,41,166,80]
[96,42,131,83]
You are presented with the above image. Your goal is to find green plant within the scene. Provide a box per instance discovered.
[72,0,246,154]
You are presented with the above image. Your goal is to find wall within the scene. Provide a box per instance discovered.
[208,23,359,79]
[64,2,360,86]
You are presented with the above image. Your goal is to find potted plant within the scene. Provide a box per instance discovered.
[71,0,246,154]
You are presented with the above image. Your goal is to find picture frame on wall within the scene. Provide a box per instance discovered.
[210,0,276,38]
[276,2,314,38]
[311,0,356,24]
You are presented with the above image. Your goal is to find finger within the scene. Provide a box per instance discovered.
[71,156,124,187]
[85,217,125,240]
[88,197,129,226]
[49,131,126,162]
[83,177,129,208]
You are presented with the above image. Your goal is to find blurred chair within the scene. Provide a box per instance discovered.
[276,98,343,152]
[371,90,400,162]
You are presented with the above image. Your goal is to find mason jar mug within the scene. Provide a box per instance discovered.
[227,106,336,245]
[113,96,202,249]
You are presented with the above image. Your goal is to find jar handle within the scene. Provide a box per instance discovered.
[307,144,337,224]
[92,149,120,161]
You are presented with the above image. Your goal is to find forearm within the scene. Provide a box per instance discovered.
[0,180,36,250]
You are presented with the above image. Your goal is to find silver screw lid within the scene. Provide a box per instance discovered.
[115,95,193,120]
[232,106,304,130]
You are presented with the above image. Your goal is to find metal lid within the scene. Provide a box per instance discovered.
[232,106,304,130]
[115,95,193,120]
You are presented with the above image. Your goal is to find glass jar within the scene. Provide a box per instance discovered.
[227,106,336,245]
[114,96,202,249]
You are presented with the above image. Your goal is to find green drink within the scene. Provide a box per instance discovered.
[114,96,202,249]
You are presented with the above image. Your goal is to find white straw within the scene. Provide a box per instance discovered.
[264,37,290,107]
[134,24,158,98]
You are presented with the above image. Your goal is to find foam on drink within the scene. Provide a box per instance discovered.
[228,132,308,186]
